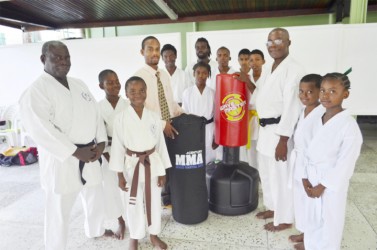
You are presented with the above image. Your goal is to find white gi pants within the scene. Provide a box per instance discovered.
[304,189,348,250]
[293,178,306,232]
[44,183,106,250]
[125,176,162,239]
[101,157,125,220]
[239,142,258,169]
[258,153,294,225]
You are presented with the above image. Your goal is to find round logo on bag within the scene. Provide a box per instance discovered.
[219,93,246,122]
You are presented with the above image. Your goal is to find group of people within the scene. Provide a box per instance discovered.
[18,26,362,250]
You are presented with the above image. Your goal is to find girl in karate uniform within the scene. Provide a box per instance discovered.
[110,76,171,250]
[98,69,127,239]
[182,62,216,164]
[303,73,363,250]
[288,74,325,250]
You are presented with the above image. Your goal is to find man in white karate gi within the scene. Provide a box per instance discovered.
[19,41,112,250]
[236,28,304,232]
[161,44,190,106]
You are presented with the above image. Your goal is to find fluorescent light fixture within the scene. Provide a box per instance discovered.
[153,0,178,20]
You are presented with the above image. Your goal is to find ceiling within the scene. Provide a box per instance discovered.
[0,0,376,32]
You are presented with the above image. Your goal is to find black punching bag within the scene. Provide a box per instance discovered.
[166,114,208,224]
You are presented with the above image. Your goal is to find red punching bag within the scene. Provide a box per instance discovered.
[215,74,248,147]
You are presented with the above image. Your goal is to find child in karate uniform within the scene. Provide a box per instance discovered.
[303,73,363,250]
[182,62,216,164]
[98,69,128,239]
[109,76,171,250]
[288,74,325,250]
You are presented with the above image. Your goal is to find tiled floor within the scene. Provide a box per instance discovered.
[0,123,376,250]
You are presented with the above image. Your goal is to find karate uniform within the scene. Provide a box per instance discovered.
[303,110,362,250]
[182,85,216,164]
[98,97,128,220]
[19,72,108,250]
[255,55,305,226]
[109,105,171,239]
[164,67,190,104]
[289,105,325,232]
[185,59,218,87]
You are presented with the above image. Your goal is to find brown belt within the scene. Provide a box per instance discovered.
[126,147,155,226]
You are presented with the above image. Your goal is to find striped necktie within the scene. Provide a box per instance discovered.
[155,71,171,121]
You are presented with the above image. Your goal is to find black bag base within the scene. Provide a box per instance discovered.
[207,161,259,216]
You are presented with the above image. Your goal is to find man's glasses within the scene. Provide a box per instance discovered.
[266,39,283,47]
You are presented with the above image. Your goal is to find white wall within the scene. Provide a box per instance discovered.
[186,23,377,115]
[0,32,181,105]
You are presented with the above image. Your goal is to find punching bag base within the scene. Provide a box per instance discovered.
[207,162,259,216]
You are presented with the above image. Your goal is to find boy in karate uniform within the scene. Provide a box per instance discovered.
[110,76,171,250]
[288,74,325,250]
[98,69,128,239]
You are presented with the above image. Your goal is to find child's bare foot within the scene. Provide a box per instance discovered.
[289,233,304,243]
[256,210,274,219]
[115,217,126,240]
[264,222,292,232]
[294,242,305,250]
[129,238,138,250]
[150,234,167,250]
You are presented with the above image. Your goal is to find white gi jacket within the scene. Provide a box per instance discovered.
[182,85,216,163]
[289,105,325,187]
[19,72,107,194]
[109,106,171,183]
[164,67,190,104]
[98,97,129,153]
[255,55,305,157]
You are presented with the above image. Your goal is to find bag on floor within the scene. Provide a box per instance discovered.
[0,147,38,167]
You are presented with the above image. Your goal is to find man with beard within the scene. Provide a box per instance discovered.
[134,36,183,206]
[185,37,217,86]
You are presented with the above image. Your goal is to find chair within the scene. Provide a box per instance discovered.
[0,104,20,147]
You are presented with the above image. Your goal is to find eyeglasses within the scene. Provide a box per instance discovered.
[266,39,283,47]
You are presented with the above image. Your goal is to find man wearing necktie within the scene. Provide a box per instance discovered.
[134,36,183,206]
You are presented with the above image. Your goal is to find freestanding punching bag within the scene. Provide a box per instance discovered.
[207,74,259,215]
[166,114,208,224]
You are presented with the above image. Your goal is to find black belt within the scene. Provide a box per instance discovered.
[206,117,214,124]
[75,140,102,185]
[107,136,112,146]
[259,116,281,127]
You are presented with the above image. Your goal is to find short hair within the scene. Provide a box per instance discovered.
[322,72,351,90]
[217,46,230,54]
[238,48,251,57]
[192,61,211,78]
[98,69,116,83]
[250,49,265,60]
[41,40,66,55]
[195,37,211,57]
[161,44,177,56]
[269,27,290,40]
[300,74,322,89]
[141,36,158,49]
[125,76,146,91]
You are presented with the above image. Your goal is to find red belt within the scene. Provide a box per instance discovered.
[126,147,155,226]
